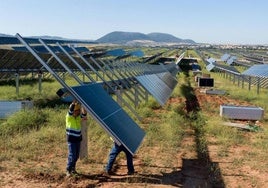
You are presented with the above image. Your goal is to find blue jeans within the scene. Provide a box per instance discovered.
[67,142,80,172]
[105,143,134,173]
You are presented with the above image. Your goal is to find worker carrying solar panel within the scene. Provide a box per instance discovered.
[65,100,87,177]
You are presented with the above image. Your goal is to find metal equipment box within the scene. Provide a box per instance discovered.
[220,105,264,120]
[0,100,34,118]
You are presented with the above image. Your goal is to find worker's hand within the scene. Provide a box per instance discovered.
[72,100,80,106]
[81,106,87,114]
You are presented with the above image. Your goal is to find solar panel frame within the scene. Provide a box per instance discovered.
[15,33,145,155]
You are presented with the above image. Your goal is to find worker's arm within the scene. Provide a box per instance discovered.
[81,106,87,120]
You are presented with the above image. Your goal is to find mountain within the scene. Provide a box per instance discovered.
[96,31,150,43]
[96,31,196,44]
[147,32,183,43]
[148,32,195,44]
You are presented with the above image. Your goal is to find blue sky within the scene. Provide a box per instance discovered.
[1,0,267,44]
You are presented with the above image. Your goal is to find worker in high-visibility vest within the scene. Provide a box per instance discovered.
[65,100,87,176]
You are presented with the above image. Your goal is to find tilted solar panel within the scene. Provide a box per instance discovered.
[71,83,145,155]
[206,63,215,72]
[221,54,231,62]
[130,50,144,57]
[136,74,173,106]
[156,72,178,90]
[242,65,268,78]
[0,36,96,45]
[106,49,126,56]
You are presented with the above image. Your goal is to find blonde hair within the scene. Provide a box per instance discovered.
[74,103,81,111]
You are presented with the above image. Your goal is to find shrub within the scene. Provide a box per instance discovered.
[0,108,49,136]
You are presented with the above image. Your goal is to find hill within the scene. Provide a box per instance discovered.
[96,31,196,44]
[147,32,195,43]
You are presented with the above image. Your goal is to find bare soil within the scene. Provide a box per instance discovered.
[0,87,267,187]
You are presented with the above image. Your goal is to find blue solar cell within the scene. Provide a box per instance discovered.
[71,83,145,154]
[0,36,96,45]
[106,49,126,56]
[72,84,123,119]
[103,110,145,153]
[0,36,23,44]
[130,50,144,57]
[12,45,88,54]
[75,47,90,53]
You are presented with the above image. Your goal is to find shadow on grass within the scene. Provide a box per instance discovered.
[179,71,225,187]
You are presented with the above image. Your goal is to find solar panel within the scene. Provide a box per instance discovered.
[221,54,231,62]
[0,36,96,45]
[106,49,126,56]
[206,62,240,74]
[156,72,178,90]
[206,63,215,72]
[226,56,237,65]
[206,58,216,64]
[71,83,145,154]
[242,65,268,78]
[136,74,173,106]
[130,50,144,57]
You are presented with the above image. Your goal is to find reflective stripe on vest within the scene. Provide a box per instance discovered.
[66,113,82,138]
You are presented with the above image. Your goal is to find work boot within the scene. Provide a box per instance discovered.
[102,170,114,176]
[66,170,71,177]
[127,171,135,175]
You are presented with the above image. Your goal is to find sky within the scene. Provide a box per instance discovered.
[1,0,268,45]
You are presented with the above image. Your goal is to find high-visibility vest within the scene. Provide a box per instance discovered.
[66,113,82,142]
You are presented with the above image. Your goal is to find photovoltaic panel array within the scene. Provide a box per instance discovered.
[1,33,180,154]
[0,47,92,80]
[0,36,96,45]
[108,61,179,106]
[14,33,145,154]
[206,62,240,75]
[12,45,89,54]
